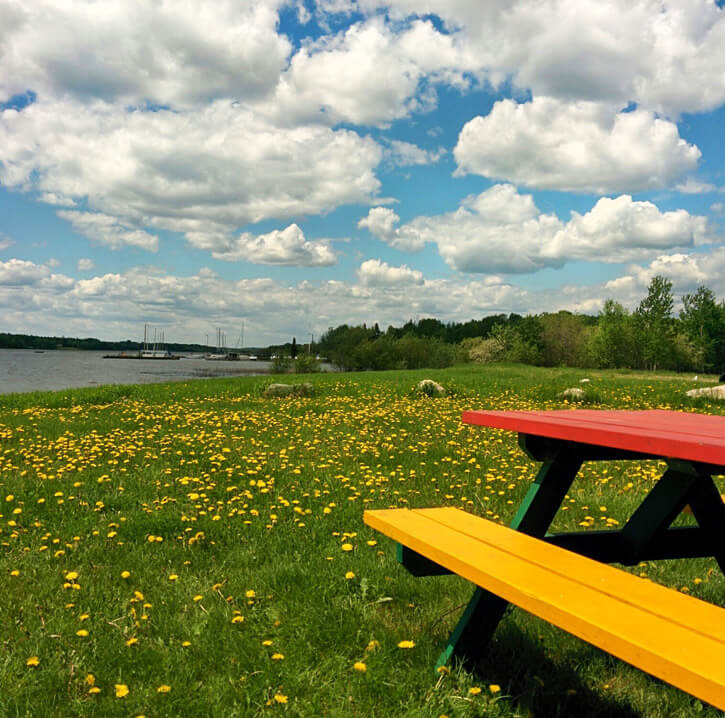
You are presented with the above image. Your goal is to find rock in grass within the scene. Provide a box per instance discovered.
[416,379,445,397]
[686,385,725,399]
[560,387,586,400]
[263,383,314,398]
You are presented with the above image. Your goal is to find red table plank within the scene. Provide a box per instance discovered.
[462,410,725,467]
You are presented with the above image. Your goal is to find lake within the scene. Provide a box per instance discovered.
[0,349,276,395]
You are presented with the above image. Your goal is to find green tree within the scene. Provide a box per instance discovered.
[635,275,675,371]
[680,285,725,372]
[588,300,641,369]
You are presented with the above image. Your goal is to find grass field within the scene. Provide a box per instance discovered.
[0,364,723,717]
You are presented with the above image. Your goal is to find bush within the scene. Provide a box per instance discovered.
[271,354,292,373]
[294,354,321,374]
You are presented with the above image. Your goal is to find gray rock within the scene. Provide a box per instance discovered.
[416,379,445,397]
[686,385,725,399]
[560,387,585,399]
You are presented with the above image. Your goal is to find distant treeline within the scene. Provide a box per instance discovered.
[316,276,725,374]
[0,333,210,354]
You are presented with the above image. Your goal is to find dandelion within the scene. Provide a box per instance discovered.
[353,661,367,672]
[489,684,501,694]
[469,686,482,695]
[397,640,415,649]
[245,589,256,598]
[168,574,178,581]
[120,571,131,579]
[26,656,40,667]
[345,571,355,580]
[76,629,89,637]
[262,639,273,646]
[115,684,129,698]
[89,686,101,695]
[193,594,203,602]
[157,684,171,693]
[273,693,288,704]
[271,653,284,661]
[65,571,79,581]
[181,641,191,647]
[126,637,138,646]
[366,640,380,652]
[341,543,353,552]
[232,615,244,623]
[10,569,19,577]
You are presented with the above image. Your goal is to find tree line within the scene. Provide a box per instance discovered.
[317,276,725,374]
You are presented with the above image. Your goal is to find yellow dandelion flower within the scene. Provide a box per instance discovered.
[262,639,273,646]
[126,637,138,646]
[26,656,40,667]
[231,615,244,623]
[76,629,89,637]
[10,569,20,577]
[273,693,288,704]
[489,684,501,694]
[65,571,79,581]
[193,594,203,602]
[341,543,353,552]
[86,674,95,686]
[157,684,171,693]
[181,641,191,647]
[89,686,101,695]
[271,653,284,661]
[115,684,129,698]
[397,640,415,649]
[353,661,367,672]
[365,640,380,652]
[345,571,355,580]
[245,589,256,598]
[120,571,130,579]
[469,686,482,695]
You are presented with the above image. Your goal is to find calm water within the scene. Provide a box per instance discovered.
[0,349,275,395]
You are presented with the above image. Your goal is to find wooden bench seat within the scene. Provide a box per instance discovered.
[364,506,725,710]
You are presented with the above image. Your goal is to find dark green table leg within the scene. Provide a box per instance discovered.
[685,472,725,573]
[435,447,584,671]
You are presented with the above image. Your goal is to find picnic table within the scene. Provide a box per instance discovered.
[364,409,725,709]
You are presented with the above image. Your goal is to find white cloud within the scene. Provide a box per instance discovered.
[0,99,383,250]
[57,211,159,252]
[454,98,700,193]
[0,233,14,251]
[357,0,725,117]
[384,140,446,167]
[186,224,337,266]
[77,258,95,271]
[361,184,712,273]
[0,1,290,109]
[357,258,423,286]
[675,178,718,194]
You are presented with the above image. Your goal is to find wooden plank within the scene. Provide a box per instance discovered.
[462,409,725,466]
[364,507,725,710]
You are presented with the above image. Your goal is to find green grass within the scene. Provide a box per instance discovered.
[0,364,723,717]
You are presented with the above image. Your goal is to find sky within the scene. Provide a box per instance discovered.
[1,0,725,347]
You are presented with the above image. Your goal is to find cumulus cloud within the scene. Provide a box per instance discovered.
[675,178,718,194]
[77,258,95,271]
[384,140,446,167]
[0,0,290,108]
[185,224,337,266]
[0,99,382,251]
[356,0,725,117]
[454,98,700,193]
[361,184,712,273]
[357,258,423,286]
[57,211,159,252]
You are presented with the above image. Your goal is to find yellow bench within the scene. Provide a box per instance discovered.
[364,506,725,711]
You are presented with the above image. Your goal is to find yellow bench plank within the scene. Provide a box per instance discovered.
[364,507,725,710]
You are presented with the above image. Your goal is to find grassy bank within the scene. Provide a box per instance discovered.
[0,364,723,717]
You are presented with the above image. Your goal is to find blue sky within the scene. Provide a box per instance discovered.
[1,0,724,346]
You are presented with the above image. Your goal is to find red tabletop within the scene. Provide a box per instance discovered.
[462,410,725,467]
